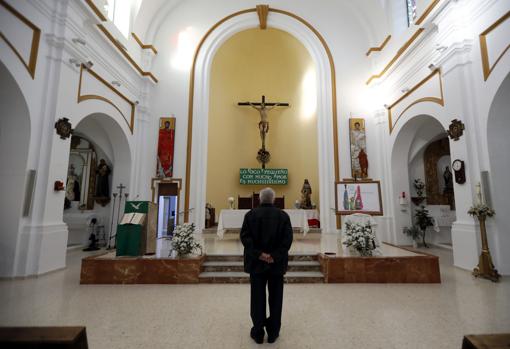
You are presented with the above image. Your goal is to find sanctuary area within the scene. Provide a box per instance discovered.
[0,0,509,348]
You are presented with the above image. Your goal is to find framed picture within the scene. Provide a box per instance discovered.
[335,180,383,216]
[156,117,176,178]
[349,118,369,179]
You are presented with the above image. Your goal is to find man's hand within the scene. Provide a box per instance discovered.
[259,252,274,264]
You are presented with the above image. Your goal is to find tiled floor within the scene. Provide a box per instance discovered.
[0,238,509,349]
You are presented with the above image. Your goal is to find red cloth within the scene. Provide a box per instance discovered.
[158,128,175,177]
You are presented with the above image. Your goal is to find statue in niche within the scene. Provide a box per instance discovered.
[443,166,453,194]
[95,159,111,206]
[66,165,80,202]
[300,179,313,209]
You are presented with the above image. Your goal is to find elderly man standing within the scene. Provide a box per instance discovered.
[240,187,293,344]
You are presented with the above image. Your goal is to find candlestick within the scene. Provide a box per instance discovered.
[475,182,482,205]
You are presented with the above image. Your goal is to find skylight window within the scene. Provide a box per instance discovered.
[105,0,131,38]
[406,0,417,26]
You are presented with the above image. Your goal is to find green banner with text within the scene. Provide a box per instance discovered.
[240,168,288,185]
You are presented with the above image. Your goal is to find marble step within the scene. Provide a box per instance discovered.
[202,260,321,272]
[204,254,318,262]
[199,271,324,284]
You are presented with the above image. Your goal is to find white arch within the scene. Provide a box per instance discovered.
[189,12,336,232]
[389,113,447,244]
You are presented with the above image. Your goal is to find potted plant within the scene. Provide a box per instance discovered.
[171,223,202,257]
[414,206,434,247]
[403,225,422,248]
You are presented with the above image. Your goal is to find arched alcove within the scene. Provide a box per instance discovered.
[206,27,319,218]
[0,61,31,277]
[188,10,337,232]
[63,112,132,246]
[390,114,455,245]
[487,72,510,275]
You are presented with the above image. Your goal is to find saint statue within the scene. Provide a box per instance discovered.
[443,166,453,194]
[95,159,111,206]
[66,165,81,202]
[300,179,313,209]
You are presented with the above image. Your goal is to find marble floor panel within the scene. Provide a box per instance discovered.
[150,234,421,258]
[1,247,509,349]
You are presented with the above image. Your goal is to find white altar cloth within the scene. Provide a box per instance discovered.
[217,209,316,238]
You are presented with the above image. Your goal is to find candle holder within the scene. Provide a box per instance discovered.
[468,203,500,282]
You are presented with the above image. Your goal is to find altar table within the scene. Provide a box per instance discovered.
[217,209,318,238]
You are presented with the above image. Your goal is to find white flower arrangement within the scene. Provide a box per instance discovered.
[171,223,202,257]
[343,221,377,256]
[468,204,495,219]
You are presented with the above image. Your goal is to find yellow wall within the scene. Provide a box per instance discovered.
[207,28,319,216]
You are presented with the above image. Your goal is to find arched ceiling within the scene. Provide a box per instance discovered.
[132,0,389,44]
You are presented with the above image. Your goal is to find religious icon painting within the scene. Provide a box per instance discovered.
[349,118,369,179]
[157,117,176,178]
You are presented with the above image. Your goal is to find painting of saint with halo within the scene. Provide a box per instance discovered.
[157,117,176,178]
[349,118,368,179]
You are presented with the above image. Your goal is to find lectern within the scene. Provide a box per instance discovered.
[116,201,157,256]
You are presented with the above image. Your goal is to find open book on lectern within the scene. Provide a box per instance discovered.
[119,212,146,225]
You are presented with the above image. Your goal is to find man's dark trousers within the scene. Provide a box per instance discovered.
[250,271,284,337]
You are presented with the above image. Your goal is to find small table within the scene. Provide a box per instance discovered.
[216,209,316,238]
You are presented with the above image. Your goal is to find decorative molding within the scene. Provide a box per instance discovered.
[96,25,158,83]
[131,32,158,54]
[184,7,340,227]
[366,35,391,56]
[77,64,135,133]
[256,5,269,30]
[83,1,158,83]
[366,29,425,85]
[447,119,465,141]
[84,0,107,21]
[479,10,510,81]
[0,0,41,79]
[387,69,444,133]
[415,0,441,25]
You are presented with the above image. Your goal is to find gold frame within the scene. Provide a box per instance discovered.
[414,0,441,25]
[0,0,41,79]
[387,69,444,133]
[77,64,135,133]
[366,28,424,85]
[335,180,384,216]
[479,11,510,81]
[183,6,341,228]
[366,35,391,56]
[131,32,158,54]
[151,177,182,225]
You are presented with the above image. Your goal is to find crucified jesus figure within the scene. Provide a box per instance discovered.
[238,95,290,149]
[248,101,282,149]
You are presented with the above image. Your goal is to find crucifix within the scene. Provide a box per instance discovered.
[238,95,290,168]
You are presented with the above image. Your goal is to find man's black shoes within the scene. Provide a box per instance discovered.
[267,333,279,343]
[250,329,264,344]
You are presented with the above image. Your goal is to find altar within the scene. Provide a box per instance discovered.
[216,209,318,238]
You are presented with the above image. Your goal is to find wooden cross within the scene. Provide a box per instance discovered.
[238,95,289,168]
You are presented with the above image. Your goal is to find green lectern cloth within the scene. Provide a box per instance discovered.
[124,201,149,214]
[116,224,142,256]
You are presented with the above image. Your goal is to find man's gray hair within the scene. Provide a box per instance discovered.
[259,187,275,204]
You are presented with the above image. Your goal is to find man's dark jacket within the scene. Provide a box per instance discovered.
[240,203,293,275]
